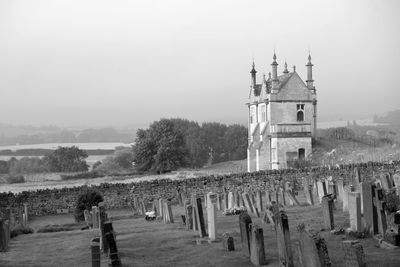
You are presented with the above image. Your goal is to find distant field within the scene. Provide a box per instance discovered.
[0,142,133,151]
[318,118,387,129]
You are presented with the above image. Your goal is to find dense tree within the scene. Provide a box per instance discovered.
[132,118,247,172]
[8,157,49,174]
[44,146,88,172]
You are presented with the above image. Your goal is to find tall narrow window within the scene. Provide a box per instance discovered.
[298,148,305,160]
[297,104,305,122]
[261,106,266,122]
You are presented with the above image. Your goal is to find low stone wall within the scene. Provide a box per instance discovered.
[0,161,399,217]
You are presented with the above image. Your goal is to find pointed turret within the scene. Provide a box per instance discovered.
[250,60,257,87]
[271,53,279,91]
[283,60,289,74]
[306,52,314,89]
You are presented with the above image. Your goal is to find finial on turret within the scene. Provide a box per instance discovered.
[250,59,257,74]
[293,65,296,72]
[263,73,266,82]
[283,60,289,74]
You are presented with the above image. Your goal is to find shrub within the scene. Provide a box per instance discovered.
[11,225,34,238]
[73,188,104,222]
[5,174,25,184]
[385,191,400,213]
[60,171,104,180]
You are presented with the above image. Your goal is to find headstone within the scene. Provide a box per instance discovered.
[158,198,164,218]
[343,187,350,212]
[207,203,217,241]
[98,202,108,253]
[224,188,229,211]
[234,190,240,207]
[393,173,400,195]
[91,238,101,267]
[195,198,206,237]
[374,187,387,236]
[228,191,234,209]
[348,192,362,231]
[206,192,217,208]
[265,190,272,205]
[316,181,326,203]
[249,224,267,266]
[379,173,392,190]
[273,208,294,267]
[104,222,121,267]
[336,180,344,202]
[164,201,174,223]
[298,226,331,267]
[23,203,28,225]
[321,195,334,230]
[92,206,99,229]
[185,204,193,230]
[242,192,254,214]
[216,193,222,211]
[278,187,287,206]
[342,240,366,267]
[256,190,263,212]
[222,233,235,251]
[192,195,199,231]
[305,184,314,205]
[361,182,376,235]
[239,213,252,256]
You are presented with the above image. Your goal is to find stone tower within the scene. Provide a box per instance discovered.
[247,53,317,171]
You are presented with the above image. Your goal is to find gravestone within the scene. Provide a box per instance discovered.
[224,188,229,211]
[228,191,234,209]
[348,192,362,231]
[104,222,121,267]
[265,190,272,205]
[91,238,101,267]
[379,173,392,190]
[207,203,217,241]
[195,198,207,237]
[92,206,99,229]
[239,213,252,256]
[158,198,164,218]
[273,208,293,267]
[393,173,400,195]
[216,194,222,211]
[342,240,366,267]
[374,187,387,236]
[297,225,331,267]
[242,192,254,214]
[256,190,263,212]
[321,195,334,230]
[98,202,108,253]
[278,188,287,206]
[316,181,326,203]
[222,233,235,251]
[185,204,193,230]
[192,195,199,231]
[164,201,174,223]
[234,190,240,207]
[23,203,28,226]
[305,184,314,206]
[336,180,344,202]
[249,224,267,266]
[361,182,376,235]
[342,187,350,212]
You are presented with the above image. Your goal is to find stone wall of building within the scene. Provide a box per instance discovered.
[0,161,399,217]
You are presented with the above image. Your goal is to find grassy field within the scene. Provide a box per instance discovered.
[1,194,399,267]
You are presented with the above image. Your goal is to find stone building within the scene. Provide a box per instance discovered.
[247,53,317,171]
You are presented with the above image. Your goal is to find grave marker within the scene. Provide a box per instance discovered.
[348,192,362,231]
[361,182,376,235]
[222,233,235,251]
[185,204,193,230]
[273,207,293,267]
[239,213,252,256]
[207,203,217,241]
[342,240,366,267]
[249,224,267,266]
[373,187,387,236]
[91,238,101,267]
[298,226,331,267]
[321,195,334,230]
[195,198,207,237]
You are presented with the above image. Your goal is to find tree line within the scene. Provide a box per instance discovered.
[132,118,247,173]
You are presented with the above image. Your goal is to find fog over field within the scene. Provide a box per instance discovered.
[0,0,399,127]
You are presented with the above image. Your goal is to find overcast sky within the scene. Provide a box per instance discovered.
[0,0,399,127]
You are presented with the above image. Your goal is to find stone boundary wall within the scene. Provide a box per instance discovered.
[1,161,399,217]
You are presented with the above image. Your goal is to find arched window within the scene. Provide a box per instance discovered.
[297,111,304,122]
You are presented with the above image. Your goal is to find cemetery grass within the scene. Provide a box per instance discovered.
[1,196,400,266]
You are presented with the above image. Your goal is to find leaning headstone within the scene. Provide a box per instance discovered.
[249,224,267,266]
[239,213,252,257]
[343,187,350,212]
[379,173,392,190]
[222,233,235,251]
[91,238,101,267]
[192,195,199,231]
[256,190,263,212]
[297,225,331,267]
[195,198,207,237]
[393,173,400,195]
[265,190,272,205]
[321,195,334,230]
[278,187,287,206]
[158,198,164,218]
[348,192,362,231]
[164,201,174,223]
[207,203,217,241]
[216,193,222,211]
[234,190,240,207]
[242,192,254,214]
[342,240,366,267]
[274,208,294,267]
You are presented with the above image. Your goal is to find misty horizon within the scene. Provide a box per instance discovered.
[1,0,399,128]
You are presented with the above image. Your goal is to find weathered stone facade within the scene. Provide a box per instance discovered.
[247,53,317,171]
